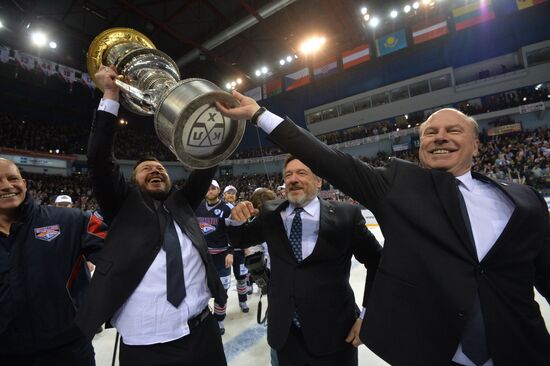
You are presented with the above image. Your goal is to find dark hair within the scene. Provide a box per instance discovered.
[283,154,297,169]
[131,156,162,183]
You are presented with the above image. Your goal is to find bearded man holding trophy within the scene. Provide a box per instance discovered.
[75,28,246,366]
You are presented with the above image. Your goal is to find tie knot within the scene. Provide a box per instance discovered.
[293,207,304,215]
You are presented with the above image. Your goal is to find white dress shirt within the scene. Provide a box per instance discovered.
[99,100,212,345]
[452,172,515,366]
[282,197,320,260]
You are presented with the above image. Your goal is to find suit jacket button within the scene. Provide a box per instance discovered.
[457,312,465,317]
[477,265,485,274]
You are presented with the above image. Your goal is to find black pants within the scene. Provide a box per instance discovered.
[119,313,227,366]
[2,335,95,366]
[277,325,357,366]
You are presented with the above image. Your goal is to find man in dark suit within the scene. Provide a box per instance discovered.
[75,66,228,366]
[228,155,382,366]
[217,92,550,366]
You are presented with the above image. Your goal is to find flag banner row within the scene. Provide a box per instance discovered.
[0,45,95,89]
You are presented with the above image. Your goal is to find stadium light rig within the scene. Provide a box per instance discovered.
[299,36,326,55]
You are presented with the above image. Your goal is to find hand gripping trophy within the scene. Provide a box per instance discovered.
[87,28,246,169]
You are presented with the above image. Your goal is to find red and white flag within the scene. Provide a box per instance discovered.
[412,17,449,45]
[342,44,370,70]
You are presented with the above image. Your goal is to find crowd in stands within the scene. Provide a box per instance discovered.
[24,172,98,211]
[1,83,548,160]
[15,125,547,211]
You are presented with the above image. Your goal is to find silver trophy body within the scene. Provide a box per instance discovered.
[88,28,245,169]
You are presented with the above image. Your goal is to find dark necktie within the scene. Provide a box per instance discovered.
[456,180,490,366]
[289,207,304,262]
[289,207,303,327]
[163,211,186,308]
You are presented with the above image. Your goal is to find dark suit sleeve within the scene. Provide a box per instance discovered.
[226,216,266,249]
[179,166,217,211]
[349,206,382,307]
[269,118,394,210]
[534,191,550,303]
[87,110,130,225]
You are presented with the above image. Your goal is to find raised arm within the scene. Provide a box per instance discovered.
[216,91,394,210]
[86,65,129,224]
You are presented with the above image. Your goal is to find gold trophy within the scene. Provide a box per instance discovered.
[87,28,245,169]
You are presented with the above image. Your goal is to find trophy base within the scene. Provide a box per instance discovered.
[155,78,246,169]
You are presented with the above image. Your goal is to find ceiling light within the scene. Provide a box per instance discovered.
[299,36,326,54]
[31,32,47,47]
[49,41,57,49]
[413,1,420,9]
[236,78,242,84]
[363,13,370,21]
[390,10,398,18]
[361,7,368,15]
[225,83,231,89]
[286,55,292,62]
[369,17,380,28]
[255,70,261,77]
[280,59,285,65]
[261,66,268,74]
[231,81,236,87]
[404,5,411,13]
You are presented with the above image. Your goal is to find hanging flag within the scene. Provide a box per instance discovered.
[342,44,371,70]
[284,67,310,91]
[244,86,262,101]
[57,64,76,83]
[262,78,283,98]
[516,0,546,10]
[0,46,10,63]
[376,30,408,57]
[14,50,36,70]
[37,58,56,76]
[411,16,449,44]
[313,57,338,79]
[452,0,496,31]
[81,73,95,89]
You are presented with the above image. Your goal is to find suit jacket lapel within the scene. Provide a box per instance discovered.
[431,170,478,260]
[300,198,333,264]
[265,200,298,263]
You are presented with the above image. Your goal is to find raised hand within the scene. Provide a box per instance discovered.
[230,201,259,222]
[216,90,261,121]
[95,64,120,101]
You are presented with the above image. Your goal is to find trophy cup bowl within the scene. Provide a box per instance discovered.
[87,28,245,169]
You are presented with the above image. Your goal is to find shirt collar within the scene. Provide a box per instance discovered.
[288,196,320,217]
[455,171,474,191]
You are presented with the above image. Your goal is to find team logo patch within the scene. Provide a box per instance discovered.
[199,222,216,235]
[34,225,61,242]
[187,107,226,148]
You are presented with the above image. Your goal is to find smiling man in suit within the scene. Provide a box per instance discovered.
[228,155,382,366]
[217,92,550,366]
[75,66,228,366]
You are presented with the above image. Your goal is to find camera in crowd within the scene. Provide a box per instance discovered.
[244,251,269,295]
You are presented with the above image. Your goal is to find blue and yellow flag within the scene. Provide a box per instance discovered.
[376,29,408,57]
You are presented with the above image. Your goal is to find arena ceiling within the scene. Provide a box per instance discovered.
[0,0,420,89]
